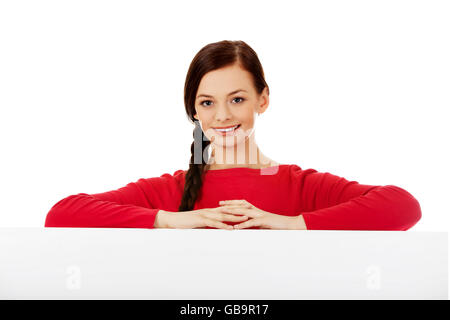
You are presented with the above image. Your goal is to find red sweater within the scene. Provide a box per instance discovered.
[44,164,422,230]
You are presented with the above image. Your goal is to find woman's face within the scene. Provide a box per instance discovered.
[193,63,269,148]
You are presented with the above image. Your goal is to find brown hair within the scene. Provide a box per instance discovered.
[178,40,269,211]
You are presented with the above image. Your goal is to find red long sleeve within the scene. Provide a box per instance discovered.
[45,164,422,230]
[294,168,422,230]
[44,169,185,228]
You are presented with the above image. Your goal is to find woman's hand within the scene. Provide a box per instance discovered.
[156,208,249,230]
[218,200,307,230]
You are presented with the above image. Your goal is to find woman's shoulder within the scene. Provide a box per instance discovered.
[282,163,318,175]
[134,168,186,188]
[163,168,187,182]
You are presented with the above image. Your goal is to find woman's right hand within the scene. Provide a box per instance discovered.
[154,208,249,230]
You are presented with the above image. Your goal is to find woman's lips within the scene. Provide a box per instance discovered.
[213,124,241,136]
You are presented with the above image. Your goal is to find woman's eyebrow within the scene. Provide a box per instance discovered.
[196,89,247,99]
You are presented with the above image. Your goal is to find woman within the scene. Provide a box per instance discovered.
[45,40,422,231]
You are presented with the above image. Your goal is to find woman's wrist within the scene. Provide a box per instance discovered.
[154,210,173,228]
[290,214,307,230]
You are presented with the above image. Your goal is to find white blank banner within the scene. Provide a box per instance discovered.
[0,228,447,299]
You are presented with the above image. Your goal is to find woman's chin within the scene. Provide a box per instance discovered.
[211,135,247,148]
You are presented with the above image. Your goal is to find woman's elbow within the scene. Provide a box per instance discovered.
[400,195,422,231]
[382,185,422,231]
[44,194,80,227]
[44,208,58,227]
[44,201,67,227]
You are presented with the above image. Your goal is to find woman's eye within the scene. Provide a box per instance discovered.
[233,97,245,103]
[200,100,212,107]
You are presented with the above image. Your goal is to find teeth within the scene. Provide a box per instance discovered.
[214,125,239,132]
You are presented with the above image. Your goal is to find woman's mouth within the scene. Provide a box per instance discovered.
[213,124,241,136]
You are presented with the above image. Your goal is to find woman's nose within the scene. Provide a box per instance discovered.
[214,105,232,121]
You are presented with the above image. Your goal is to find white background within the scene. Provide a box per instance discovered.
[0,0,449,232]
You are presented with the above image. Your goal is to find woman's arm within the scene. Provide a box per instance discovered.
[44,170,185,229]
[295,169,422,230]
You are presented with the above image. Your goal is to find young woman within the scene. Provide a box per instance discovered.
[45,40,422,231]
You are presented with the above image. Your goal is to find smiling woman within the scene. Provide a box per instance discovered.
[181,40,277,212]
[44,40,422,231]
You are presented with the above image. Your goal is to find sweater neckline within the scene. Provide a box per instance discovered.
[203,164,290,176]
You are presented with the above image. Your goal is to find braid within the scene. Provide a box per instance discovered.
[178,121,211,211]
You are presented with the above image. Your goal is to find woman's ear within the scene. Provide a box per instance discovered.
[194,113,198,120]
[257,87,270,115]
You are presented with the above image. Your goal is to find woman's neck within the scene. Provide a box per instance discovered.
[205,134,277,170]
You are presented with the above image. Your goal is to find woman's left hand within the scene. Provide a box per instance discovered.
[218,199,307,230]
